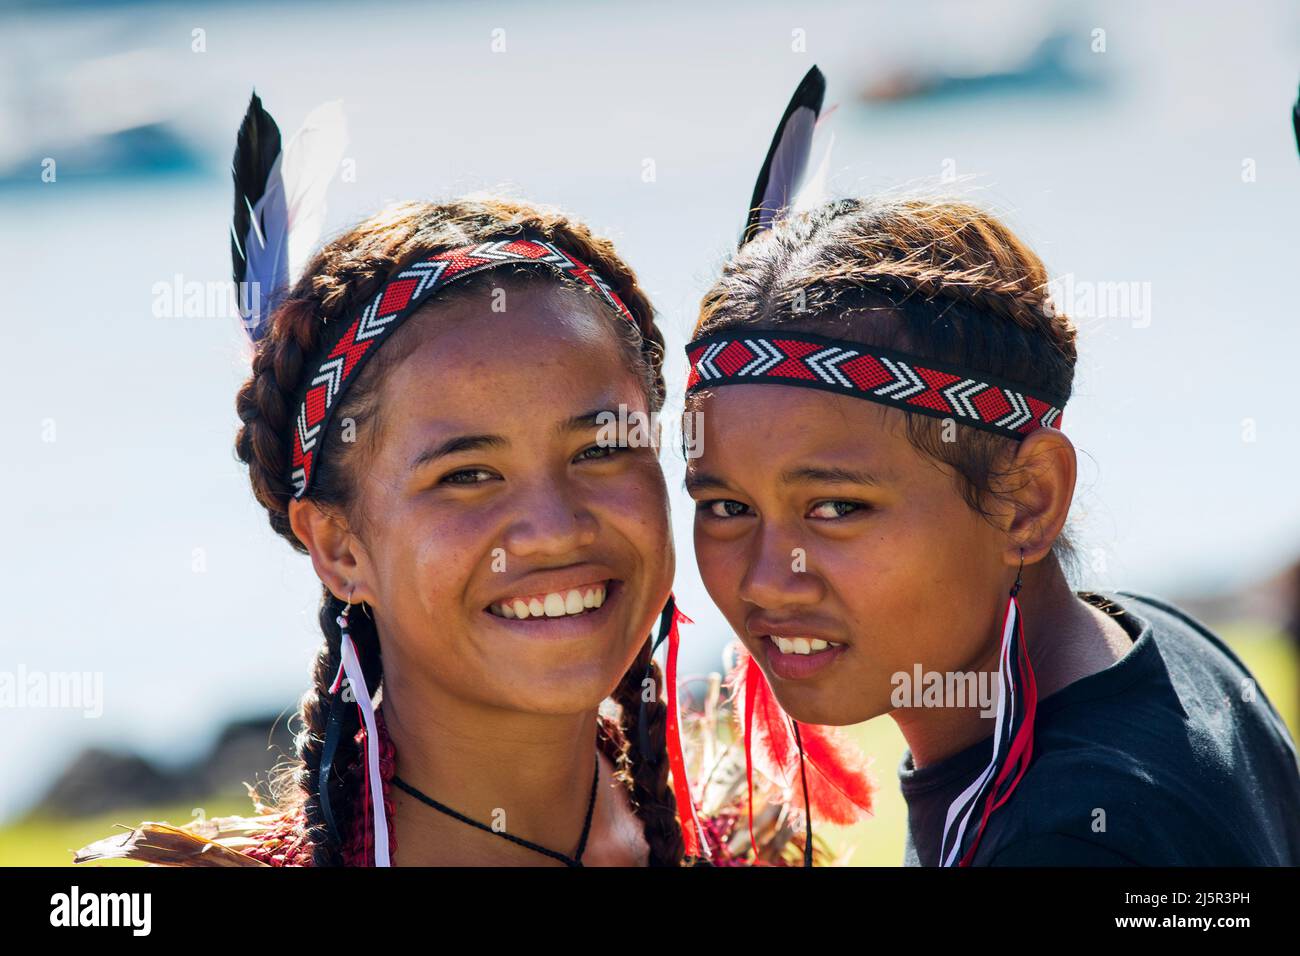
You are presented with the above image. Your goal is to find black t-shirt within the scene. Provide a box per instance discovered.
[899,590,1300,866]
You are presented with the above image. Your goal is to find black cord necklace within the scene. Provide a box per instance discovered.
[391,752,601,867]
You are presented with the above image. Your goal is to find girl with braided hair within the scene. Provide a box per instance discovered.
[228,194,698,867]
[683,191,1300,865]
[74,95,719,868]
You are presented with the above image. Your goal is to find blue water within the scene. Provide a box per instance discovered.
[2,0,1298,821]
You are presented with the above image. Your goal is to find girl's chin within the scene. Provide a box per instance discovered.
[478,666,634,717]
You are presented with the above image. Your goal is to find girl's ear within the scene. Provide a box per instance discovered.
[287,497,378,605]
[1000,427,1077,567]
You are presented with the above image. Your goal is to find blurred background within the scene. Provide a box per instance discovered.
[2,0,1298,866]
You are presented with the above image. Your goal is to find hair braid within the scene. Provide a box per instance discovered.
[284,588,385,866]
[609,639,688,866]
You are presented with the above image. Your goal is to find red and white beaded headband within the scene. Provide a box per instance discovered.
[290,236,637,498]
[684,329,1066,441]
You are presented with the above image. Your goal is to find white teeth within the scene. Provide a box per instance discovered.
[769,635,844,655]
[490,584,610,620]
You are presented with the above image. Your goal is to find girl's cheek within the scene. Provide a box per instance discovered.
[694,531,742,612]
[593,465,671,538]
[405,509,491,607]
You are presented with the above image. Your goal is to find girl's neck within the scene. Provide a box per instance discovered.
[893,559,1132,769]
[380,685,609,866]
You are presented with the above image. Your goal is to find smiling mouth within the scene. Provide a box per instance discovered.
[486,581,610,621]
[766,635,845,656]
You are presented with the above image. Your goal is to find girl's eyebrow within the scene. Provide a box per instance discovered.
[683,470,732,493]
[409,434,508,471]
[559,408,621,434]
[409,407,623,472]
[685,465,884,494]
[779,465,884,487]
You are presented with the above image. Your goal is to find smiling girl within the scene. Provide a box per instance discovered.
[684,195,1300,866]
[249,196,690,866]
[73,82,718,865]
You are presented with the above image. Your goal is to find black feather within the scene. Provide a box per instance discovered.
[231,91,283,289]
[1293,83,1299,158]
[742,65,826,248]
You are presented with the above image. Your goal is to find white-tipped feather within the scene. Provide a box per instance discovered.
[791,130,835,215]
[281,100,349,282]
[756,106,817,232]
[243,100,348,322]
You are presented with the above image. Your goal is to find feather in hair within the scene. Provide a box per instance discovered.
[231,93,348,341]
[741,65,826,246]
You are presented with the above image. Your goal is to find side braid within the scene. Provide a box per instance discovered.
[291,588,385,866]
[609,639,687,866]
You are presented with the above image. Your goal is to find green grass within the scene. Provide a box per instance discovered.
[4,628,1296,867]
[0,791,255,868]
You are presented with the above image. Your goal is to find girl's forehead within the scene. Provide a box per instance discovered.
[376,304,646,439]
[691,385,905,456]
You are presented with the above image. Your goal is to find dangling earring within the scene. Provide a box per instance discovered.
[320,585,391,866]
[939,548,1039,867]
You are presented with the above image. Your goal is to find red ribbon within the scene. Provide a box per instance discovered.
[664,604,707,859]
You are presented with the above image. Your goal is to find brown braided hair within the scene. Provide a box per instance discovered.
[235,196,686,865]
[692,195,1081,573]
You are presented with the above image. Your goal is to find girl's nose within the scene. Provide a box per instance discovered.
[500,479,599,559]
[737,523,825,609]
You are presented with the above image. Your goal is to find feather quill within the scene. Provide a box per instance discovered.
[72,821,269,867]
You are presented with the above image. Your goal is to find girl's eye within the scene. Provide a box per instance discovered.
[575,442,627,463]
[808,500,864,520]
[702,499,751,519]
[441,467,498,485]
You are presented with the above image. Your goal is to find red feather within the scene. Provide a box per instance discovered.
[726,643,876,826]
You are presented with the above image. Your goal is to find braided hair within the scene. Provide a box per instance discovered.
[693,195,1081,573]
[235,196,686,865]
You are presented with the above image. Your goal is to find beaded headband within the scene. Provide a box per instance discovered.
[685,329,1066,441]
[290,236,636,498]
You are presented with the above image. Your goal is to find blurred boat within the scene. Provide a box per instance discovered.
[859,26,1103,104]
[0,46,206,185]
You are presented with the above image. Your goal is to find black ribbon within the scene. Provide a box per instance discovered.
[318,680,348,845]
[637,594,677,757]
